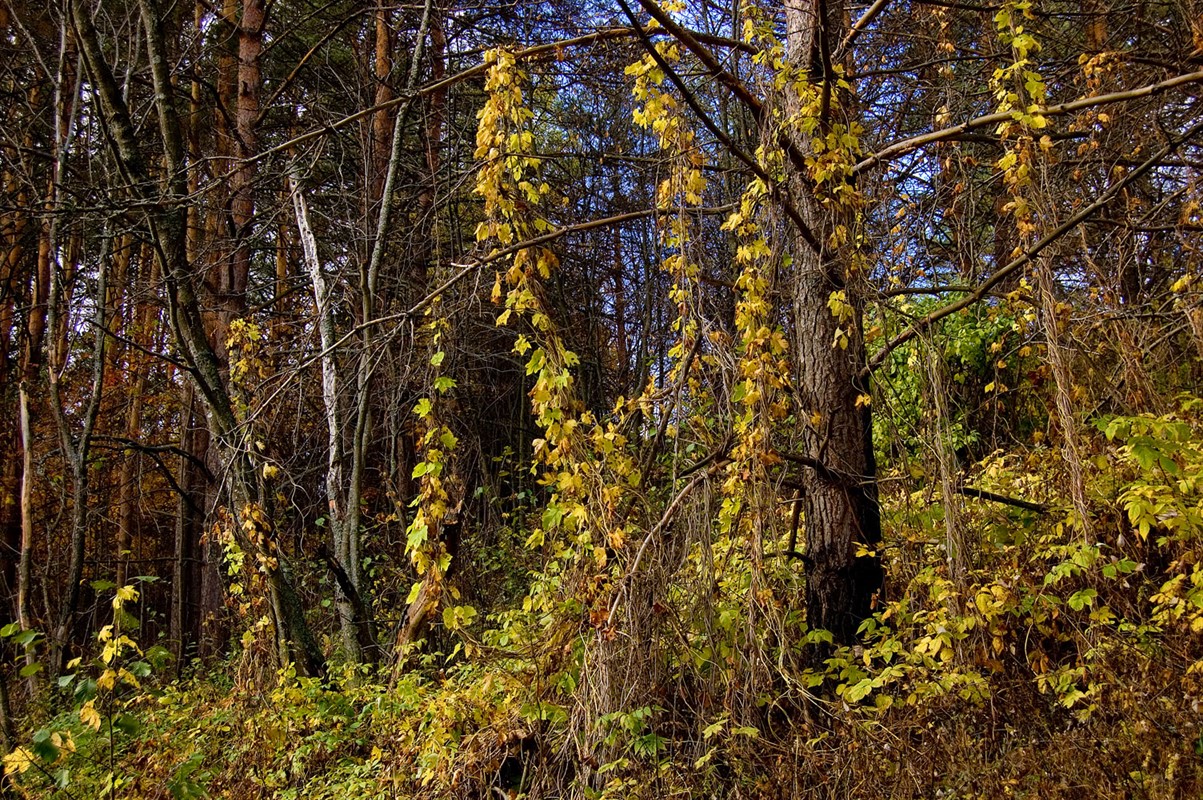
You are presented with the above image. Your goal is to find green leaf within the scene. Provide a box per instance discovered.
[31,729,59,762]
[525,348,546,376]
[74,677,97,701]
[406,521,429,552]
[13,630,38,646]
[843,678,874,703]
[519,702,567,725]
[112,713,142,736]
[19,662,42,678]
[90,579,117,592]
[145,645,174,671]
[541,503,565,530]
[168,753,207,800]
[1068,588,1097,611]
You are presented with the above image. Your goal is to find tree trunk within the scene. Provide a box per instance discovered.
[16,383,37,692]
[48,230,107,675]
[72,0,326,676]
[784,0,883,644]
[291,174,375,662]
[115,265,148,590]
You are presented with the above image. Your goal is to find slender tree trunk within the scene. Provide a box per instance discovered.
[291,174,374,662]
[370,7,394,206]
[17,382,36,692]
[171,385,193,663]
[72,0,326,676]
[230,0,263,311]
[115,358,145,589]
[48,232,108,674]
[40,32,95,673]
[0,664,15,750]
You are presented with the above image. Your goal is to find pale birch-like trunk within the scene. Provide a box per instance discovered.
[290,175,372,662]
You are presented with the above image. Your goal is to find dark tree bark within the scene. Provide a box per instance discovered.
[71,0,326,677]
[784,0,883,645]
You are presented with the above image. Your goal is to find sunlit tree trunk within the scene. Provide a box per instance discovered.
[230,0,263,314]
[16,382,36,690]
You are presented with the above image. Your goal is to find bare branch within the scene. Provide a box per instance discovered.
[865,116,1203,374]
[855,69,1203,174]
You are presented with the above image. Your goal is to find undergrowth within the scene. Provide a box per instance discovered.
[5,399,1203,798]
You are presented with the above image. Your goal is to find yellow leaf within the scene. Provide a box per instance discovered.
[113,585,139,609]
[2,747,33,775]
[80,700,102,732]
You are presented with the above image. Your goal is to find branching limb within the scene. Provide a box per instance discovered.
[865,116,1203,374]
[615,0,822,251]
[855,69,1203,174]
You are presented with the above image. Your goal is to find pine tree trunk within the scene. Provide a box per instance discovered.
[784,0,883,644]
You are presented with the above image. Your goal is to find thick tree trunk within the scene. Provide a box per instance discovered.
[784,0,883,644]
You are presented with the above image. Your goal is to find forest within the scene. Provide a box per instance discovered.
[2,0,1203,795]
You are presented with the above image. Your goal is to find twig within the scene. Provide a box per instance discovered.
[957,486,1047,513]
[835,0,892,60]
[607,467,714,626]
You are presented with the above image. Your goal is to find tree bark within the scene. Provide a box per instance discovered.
[71,0,326,676]
[291,174,375,662]
[784,0,883,644]
[16,382,36,692]
[48,229,108,675]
